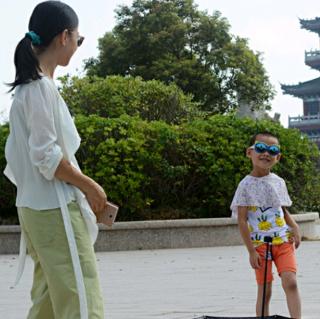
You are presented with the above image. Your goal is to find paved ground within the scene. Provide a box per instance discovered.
[0,241,319,319]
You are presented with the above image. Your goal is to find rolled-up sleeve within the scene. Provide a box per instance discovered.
[26,80,63,180]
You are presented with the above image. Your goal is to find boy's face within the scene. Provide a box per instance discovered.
[246,134,281,170]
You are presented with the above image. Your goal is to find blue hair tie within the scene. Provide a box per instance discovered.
[25,31,42,45]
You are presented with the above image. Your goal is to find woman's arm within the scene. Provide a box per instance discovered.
[282,207,301,248]
[237,206,261,269]
[26,81,107,215]
[55,158,107,215]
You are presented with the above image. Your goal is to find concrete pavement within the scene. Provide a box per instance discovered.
[0,241,319,319]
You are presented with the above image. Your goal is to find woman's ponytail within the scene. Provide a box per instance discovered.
[7,1,79,92]
[8,35,42,92]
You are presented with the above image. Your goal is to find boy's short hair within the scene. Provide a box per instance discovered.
[249,131,279,146]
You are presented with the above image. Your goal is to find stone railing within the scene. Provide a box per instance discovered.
[289,113,320,122]
[305,50,320,66]
[305,49,320,58]
[0,213,319,254]
[289,114,320,127]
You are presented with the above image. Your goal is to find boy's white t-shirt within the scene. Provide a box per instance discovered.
[230,173,293,246]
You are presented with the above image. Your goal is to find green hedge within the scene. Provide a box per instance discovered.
[59,75,201,124]
[0,123,17,224]
[1,114,320,223]
[74,114,320,220]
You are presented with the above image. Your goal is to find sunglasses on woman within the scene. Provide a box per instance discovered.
[77,35,84,47]
[250,142,281,157]
[67,30,84,47]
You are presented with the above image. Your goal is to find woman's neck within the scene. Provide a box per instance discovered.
[38,52,58,78]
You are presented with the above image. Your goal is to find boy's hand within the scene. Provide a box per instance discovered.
[290,227,301,249]
[249,250,262,269]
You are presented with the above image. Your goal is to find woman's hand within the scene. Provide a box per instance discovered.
[84,179,107,216]
[54,159,108,215]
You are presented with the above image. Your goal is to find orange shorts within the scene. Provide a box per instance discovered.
[255,242,297,285]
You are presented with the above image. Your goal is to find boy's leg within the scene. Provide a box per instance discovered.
[281,272,301,319]
[256,283,272,317]
[273,242,301,319]
[254,244,273,317]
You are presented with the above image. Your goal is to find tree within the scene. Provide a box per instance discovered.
[0,123,17,223]
[59,75,201,124]
[85,0,274,113]
[1,115,320,222]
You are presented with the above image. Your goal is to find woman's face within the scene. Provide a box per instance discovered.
[57,28,81,66]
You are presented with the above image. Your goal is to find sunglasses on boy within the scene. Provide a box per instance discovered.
[250,142,281,157]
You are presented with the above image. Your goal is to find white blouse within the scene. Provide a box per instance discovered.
[4,76,97,319]
[5,76,76,208]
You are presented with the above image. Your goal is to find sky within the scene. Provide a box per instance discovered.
[1,0,320,127]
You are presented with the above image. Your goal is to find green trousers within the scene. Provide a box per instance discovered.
[18,201,104,319]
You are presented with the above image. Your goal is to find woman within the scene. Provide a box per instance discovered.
[4,1,105,318]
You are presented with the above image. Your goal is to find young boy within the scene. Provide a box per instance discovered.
[231,132,301,318]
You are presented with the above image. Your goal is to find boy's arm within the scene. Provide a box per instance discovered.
[282,207,301,249]
[237,206,261,269]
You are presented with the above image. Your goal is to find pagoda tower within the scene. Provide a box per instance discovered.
[281,17,320,147]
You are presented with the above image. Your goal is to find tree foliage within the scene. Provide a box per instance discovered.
[76,114,320,219]
[85,0,274,113]
[1,115,320,222]
[59,75,201,124]
[0,124,17,223]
